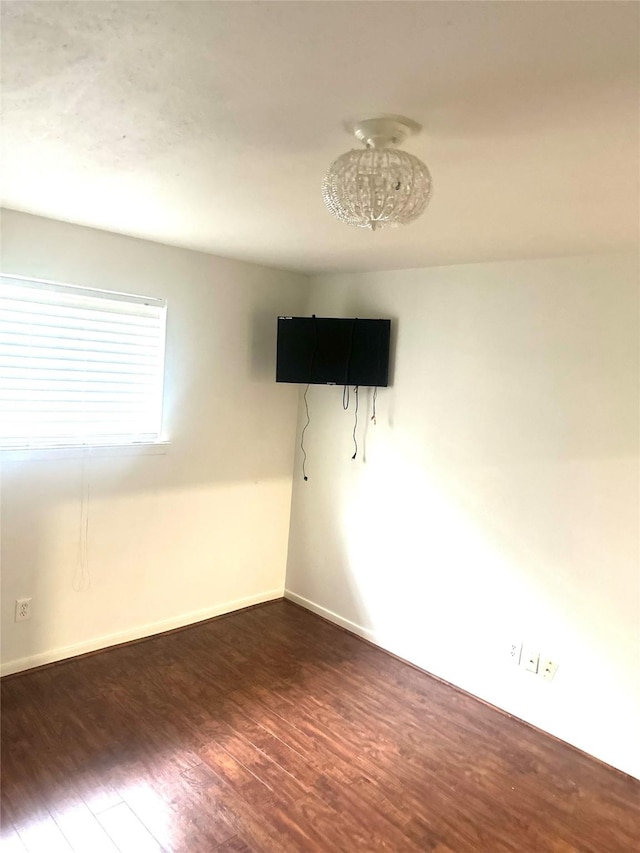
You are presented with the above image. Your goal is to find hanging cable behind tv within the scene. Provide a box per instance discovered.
[299,315,319,481]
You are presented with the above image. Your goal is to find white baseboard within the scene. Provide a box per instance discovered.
[284,589,377,643]
[1,588,284,677]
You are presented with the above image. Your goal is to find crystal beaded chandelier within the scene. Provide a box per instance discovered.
[322,115,432,231]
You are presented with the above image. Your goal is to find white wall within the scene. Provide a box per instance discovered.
[3,214,638,778]
[285,253,640,779]
[0,209,308,674]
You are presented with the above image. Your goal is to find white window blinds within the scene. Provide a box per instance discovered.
[0,276,167,449]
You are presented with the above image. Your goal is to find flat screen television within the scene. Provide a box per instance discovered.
[276,316,390,387]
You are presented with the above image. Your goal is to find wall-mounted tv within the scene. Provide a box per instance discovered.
[276,316,391,387]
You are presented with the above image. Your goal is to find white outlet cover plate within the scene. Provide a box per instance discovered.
[15,597,32,621]
[522,647,540,673]
[510,642,523,665]
[540,658,559,681]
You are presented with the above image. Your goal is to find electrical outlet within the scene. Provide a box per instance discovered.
[522,647,540,673]
[509,642,522,665]
[15,598,32,622]
[540,657,559,682]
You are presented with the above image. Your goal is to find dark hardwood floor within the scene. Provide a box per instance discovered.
[1,600,638,852]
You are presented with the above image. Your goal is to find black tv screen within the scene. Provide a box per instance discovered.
[276,317,390,387]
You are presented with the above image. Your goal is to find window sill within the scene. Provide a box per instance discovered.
[0,441,171,462]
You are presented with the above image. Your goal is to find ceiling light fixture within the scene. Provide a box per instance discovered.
[322,115,432,231]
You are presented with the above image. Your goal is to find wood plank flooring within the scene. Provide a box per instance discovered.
[1,600,638,852]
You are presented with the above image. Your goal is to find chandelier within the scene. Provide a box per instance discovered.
[322,116,432,231]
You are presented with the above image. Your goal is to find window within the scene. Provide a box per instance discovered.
[0,275,167,449]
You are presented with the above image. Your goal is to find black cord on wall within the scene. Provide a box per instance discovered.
[300,316,319,481]
[351,385,359,460]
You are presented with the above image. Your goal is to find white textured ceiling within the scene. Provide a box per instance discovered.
[2,1,638,274]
